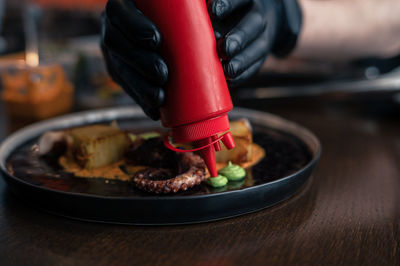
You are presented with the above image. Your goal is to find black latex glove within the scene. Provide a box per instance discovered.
[101,0,301,120]
[209,0,302,86]
[209,0,272,87]
[101,0,167,120]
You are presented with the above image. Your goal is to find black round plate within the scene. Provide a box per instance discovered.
[0,107,321,225]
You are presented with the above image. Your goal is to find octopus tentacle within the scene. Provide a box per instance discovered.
[127,137,206,194]
[133,164,206,194]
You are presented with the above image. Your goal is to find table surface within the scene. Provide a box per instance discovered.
[0,96,399,266]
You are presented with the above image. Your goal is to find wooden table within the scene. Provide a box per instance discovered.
[0,96,399,265]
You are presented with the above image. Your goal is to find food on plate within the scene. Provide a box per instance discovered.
[39,125,130,170]
[218,161,246,181]
[67,125,129,169]
[206,175,228,188]
[37,119,265,193]
[138,131,161,140]
[38,131,69,156]
[215,119,265,170]
[129,138,206,193]
[215,119,253,164]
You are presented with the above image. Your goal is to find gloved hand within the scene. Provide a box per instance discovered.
[209,0,302,86]
[101,0,167,120]
[101,0,302,120]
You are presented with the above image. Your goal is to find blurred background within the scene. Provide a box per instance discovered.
[0,0,399,138]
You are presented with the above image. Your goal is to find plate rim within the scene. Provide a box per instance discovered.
[0,106,321,200]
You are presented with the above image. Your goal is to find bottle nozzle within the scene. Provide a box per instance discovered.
[196,137,218,177]
[212,135,221,151]
[196,133,235,177]
[221,132,235,149]
[164,128,236,178]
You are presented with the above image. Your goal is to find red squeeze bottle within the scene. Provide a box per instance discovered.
[134,0,235,177]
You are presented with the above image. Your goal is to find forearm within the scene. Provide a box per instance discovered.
[293,0,400,61]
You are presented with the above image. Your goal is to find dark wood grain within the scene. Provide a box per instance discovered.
[0,97,399,266]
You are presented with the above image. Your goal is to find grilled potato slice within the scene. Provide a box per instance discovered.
[215,119,253,164]
[68,125,129,169]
